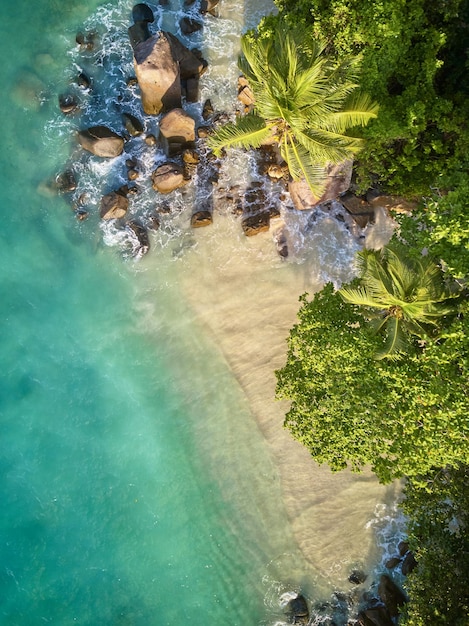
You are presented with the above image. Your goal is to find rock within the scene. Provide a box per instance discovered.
[159,108,196,156]
[126,76,138,87]
[58,93,78,114]
[266,163,288,181]
[339,192,376,228]
[378,575,407,618]
[148,213,161,230]
[76,71,91,90]
[285,594,309,624]
[398,541,410,557]
[165,32,207,80]
[289,160,353,210]
[182,148,200,165]
[357,607,394,626]
[122,112,144,136]
[237,79,255,108]
[132,3,155,22]
[191,209,213,227]
[241,211,270,236]
[55,170,77,193]
[151,163,187,193]
[144,133,157,146]
[180,17,203,35]
[77,125,125,158]
[200,0,220,16]
[183,77,199,102]
[401,551,417,576]
[349,570,368,585]
[197,126,210,139]
[100,190,129,220]
[76,31,98,52]
[202,99,214,120]
[127,168,139,181]
[384,557,401,570]
[128,21,151,50]
[133,32,181,114]
[126,219,150,255]
[368,194,418,214]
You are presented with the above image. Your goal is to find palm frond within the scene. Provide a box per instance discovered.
[207,115,274,156]
[375,317,408,360]
[280,134,326,197]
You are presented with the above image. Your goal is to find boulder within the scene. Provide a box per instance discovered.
[132,3,154,22]
[126,219,150,255]
[200,0,220,16]
[55,170,77,193]
[78,125,125,158]
[183,76,199,102]
[358,607,394,626]
[237,76,255,108]
[191,209,213,227]
[285,594,309,624]
[180,17,203,35]
[100,190,129,219]
[122,112,144,136]
[151,163,187,193]
[133,33,182,114]
[289,160,353,210]
[76,72,91,90]
[165,32,207,80]
[241,211,270,236]
[384,557,401,570]
[159,108,196,156]
[378,575,407,618]
[368,194,418,214]
[58,93,78,114]
[401,551,417,576]
[128,22,152,50]
[339,192,375,228]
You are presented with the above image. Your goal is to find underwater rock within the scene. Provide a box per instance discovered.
[76,71,91,90]
[77,125,125,158]
[58,93,79,114]
[349,569,368,585]
[126,219,150,255]
[55,169,77,193]
[378,574,407,618]
[284,594,309,624]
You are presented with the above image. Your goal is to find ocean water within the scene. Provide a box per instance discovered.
[0,1,401,624]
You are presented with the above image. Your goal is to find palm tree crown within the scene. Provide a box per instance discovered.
[339,245,460,359]
[207,24,378,194]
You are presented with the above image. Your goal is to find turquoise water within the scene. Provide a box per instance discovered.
[0,1,318,624]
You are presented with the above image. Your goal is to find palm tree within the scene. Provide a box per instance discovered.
[207,24,378,195]
[339,245,460,359]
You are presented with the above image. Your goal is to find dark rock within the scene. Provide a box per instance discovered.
[349,569,368,585]
[197,126,210,139]
[148,213,161,230]
[285,594,309,624]
[126,219,150,255]
[401,551,417,576]
[384,557,401,570]
[126,76,138,87]
[200,0,220,16]
[126,157,138,169]
[100,190,129,220]
[76,72,91,90]
[127,168,139,181]
[339,191,375,228]
[398,541,409,557]
[132,3,155,22]
[128,21,151,50]
[151,163,187,193]
[78,125,124,158]
[180,17,203,35]
[357,607,394,626]
[202,99,214,120]
[378,575,407,618]
[76,31,98,52]
[183,77,199,102]
[55,170,77,193]
[191,209,212,227]
[242,211,270,236]
[165,32,208,80]
[75,209,89,221]
[122,112,144,136]
[58,93,78,114]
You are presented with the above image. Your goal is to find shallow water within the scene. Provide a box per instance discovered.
[0,1,401,624]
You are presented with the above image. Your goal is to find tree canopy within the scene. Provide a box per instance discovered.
[276,283,469,484]
[208,23,377,194]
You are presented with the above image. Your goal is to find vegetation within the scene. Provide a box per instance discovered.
[261,0,469,195]
[207,23,378,195]
[338,244,460,360]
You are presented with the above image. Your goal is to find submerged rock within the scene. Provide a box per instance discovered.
[126,219,150,255]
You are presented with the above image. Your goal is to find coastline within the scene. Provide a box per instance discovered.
[177,211,401,583]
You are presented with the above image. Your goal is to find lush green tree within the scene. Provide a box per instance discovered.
[338,245,460,359]
[207,23,378,195]
[400,466,469,625]
[264,0,469,195]
[276,284,469,483]
[397,178,469,280]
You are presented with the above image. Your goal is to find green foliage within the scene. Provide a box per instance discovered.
[397,179,469,280]
[338,245,460,359]
[400,466,469,625]
[265,0,469,195]
[207,22,377,195]
[276,284,469,483]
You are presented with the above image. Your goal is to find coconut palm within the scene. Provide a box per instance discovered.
[339,245,460,360]
[207,24,379,195]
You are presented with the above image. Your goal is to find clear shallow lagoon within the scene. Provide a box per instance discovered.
[0,1,401,624]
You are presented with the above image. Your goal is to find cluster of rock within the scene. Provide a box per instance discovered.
[282,553,415,626]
